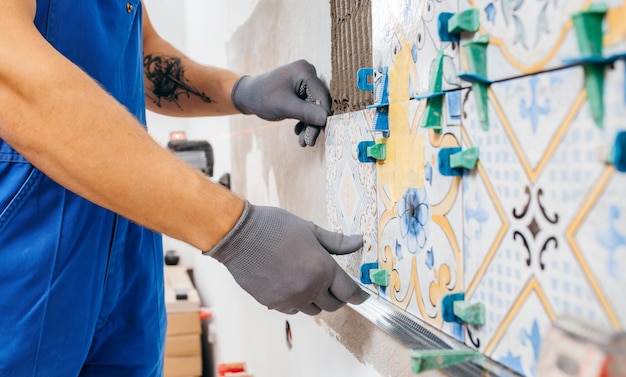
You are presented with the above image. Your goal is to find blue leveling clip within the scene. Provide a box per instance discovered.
[364,67,390,137]
[360,262,379,285]
[438,147,462,176]
[442,292,485,325]
[438,13,459,42]
[438,147,479,176]
[357,141,376,163]
[356,68,375,92]
[442,292,465,323]
[357,141,386,163]
[612,131,626,172]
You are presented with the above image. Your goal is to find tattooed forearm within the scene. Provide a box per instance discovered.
[144,54,213,110]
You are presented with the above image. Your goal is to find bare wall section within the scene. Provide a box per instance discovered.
[330,0,373,114]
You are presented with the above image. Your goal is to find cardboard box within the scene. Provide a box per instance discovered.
[163,355,202,377]
[166,311,201,337]
[163,265,203,377]
[164,266,201,313]
[165,334,202,357]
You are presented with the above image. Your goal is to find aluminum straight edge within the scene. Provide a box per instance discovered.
[348,296,522,377]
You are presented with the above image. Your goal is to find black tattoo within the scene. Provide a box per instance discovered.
[144,54,213,109]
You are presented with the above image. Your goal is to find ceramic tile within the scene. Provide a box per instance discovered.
[326,109,379,285]
[372,0,462,100]
[375,99,464,338]
[326,2,626,375]
[326,95,466,338]
[461,62,626,374]
[458,0,626,83]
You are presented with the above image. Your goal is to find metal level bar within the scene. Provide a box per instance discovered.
[349,296,522,377]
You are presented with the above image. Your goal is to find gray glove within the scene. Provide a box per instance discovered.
[230,60,332,147]
[205,202,369,315]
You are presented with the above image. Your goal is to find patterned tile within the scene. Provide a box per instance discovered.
[326,2,626,375]
[458,0,626,82]
[372,0,461,98]
[326,110,379,281]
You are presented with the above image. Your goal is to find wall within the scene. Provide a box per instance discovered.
[142,1,413,376]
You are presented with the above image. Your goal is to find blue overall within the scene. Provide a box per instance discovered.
[0,1,166,375]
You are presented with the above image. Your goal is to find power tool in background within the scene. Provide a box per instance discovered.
[167,131,230,190]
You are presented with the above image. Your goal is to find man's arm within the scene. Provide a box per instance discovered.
[142,7,241,117]
[0,0,368,314]
[0,0,244,251]
[141,6,332,147]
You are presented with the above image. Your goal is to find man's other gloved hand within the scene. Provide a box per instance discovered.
[205,202,369,315]
[230,60,332,147]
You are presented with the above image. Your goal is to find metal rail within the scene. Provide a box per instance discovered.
[349,296,522,376]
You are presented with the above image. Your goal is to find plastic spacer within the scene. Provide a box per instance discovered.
[447,8,480,34]
[438,147,463,176]
[359,262,379,284]
[441,292,465,323]
[357,141,376,163]
[438,12,459,42]
[613,131,626,172]
[369,269,390,286]
[450,147,480,170]
[357,68,375,92]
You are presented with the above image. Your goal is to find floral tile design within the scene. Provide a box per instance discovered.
[372,0,462,99]
[326,1,626,375]
[461,59,626,374]
[326,109,379,284]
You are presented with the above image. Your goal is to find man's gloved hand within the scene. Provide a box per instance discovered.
[205,202,369,315]
[230,60,332,147]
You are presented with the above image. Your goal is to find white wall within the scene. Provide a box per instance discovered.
[143,0,232,181]
[142,1,385,376]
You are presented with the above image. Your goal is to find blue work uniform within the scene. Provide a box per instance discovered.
[0,1,166,376]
